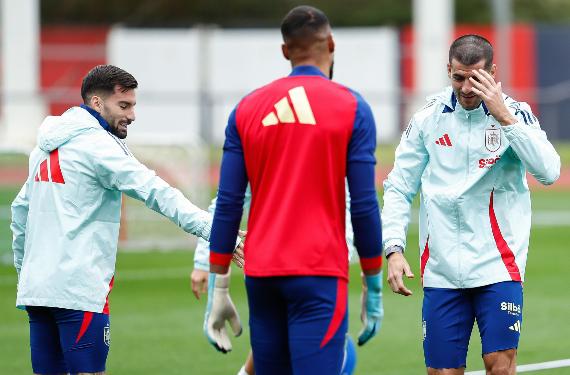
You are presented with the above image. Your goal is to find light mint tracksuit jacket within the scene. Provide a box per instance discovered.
[382,87,560,289]
[11,106,212,312]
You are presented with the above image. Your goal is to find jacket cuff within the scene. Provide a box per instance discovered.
[385,245,404,258]
[360,255,383,271]
[383,239,405,252]
[210,251,233,268]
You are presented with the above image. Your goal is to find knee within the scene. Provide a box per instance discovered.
[486,362,514,375]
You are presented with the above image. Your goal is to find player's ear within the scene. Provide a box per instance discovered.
[447,63,452,78]
[328,34,335,53]
[90,95,103,112]
[282,43,290,60]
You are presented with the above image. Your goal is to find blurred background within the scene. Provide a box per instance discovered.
[0,1,569,374]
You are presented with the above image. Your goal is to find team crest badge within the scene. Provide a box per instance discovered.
[104,325,111,346]
[485,127,501,152]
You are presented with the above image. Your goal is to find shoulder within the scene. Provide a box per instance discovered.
[503,93,538,125]
[504,93,534,113]
[411,87,451,126]
[75,130,133,159]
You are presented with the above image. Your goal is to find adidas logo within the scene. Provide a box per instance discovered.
[435,133,453,147]
[509,320,521,332]
[34,148,65,184]
[262,86,316,126]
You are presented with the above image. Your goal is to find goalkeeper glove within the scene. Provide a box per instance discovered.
[203,271,242,353]
[357,271,384,346]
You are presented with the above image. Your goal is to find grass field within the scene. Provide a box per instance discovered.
[1,150,569,374]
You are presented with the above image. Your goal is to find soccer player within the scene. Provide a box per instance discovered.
[383,35,560,374]
[191,186,361,375]
[10,65,218,375]
[205,5,383,374]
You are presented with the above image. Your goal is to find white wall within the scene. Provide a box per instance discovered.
[108,26,401,145]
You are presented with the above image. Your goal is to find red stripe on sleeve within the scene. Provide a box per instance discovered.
[359,256,383,271]
[49,149,65,184]
[210,251,233,267]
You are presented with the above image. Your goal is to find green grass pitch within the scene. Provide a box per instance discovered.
[1,188,569,374]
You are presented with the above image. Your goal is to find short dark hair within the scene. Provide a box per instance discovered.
[280,6,330,44]
[449,34,493,70]
[81,65,138,103]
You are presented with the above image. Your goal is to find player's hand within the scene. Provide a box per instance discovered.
[357,271,383,346]
[387,252,414,296]
[190,269,208,300]
[203,270,242,353]
[232,230,247,269]
[469,69,517,126]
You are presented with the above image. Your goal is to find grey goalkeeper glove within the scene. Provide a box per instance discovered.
[203,271,242,353]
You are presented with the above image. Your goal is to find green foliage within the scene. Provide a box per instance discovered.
[41,0,570,27]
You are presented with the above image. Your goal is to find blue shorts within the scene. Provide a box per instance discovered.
[422,281,523,369]
[27,306,110,374]
[246,276,348,375]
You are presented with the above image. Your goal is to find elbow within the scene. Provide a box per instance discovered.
[538,170,560,186]
[537,160,561,186]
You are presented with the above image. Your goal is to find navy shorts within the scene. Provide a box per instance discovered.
[246,276,348,375]
[422,281,523,369]
[27,306,110,374]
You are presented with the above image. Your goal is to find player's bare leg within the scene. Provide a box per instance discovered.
[482,349,516,375]
[244,351,254,374]
[237,351,254,375]
[427,368,464,375]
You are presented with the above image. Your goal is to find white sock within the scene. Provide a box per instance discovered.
[237,365,249,375]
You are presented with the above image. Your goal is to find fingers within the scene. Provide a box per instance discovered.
[476,68,496,85]
[403,262,415,279]
[469,85,486,100]
[472,69,497,90]
[232,248,244,268]
[357,320,377,346]
[192,285,200,300]
[190,270,208,300]
[211,327,232,353]
[229,312,243,337]
[387,255,414,296]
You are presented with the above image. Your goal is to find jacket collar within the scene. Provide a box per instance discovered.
[80,104,111,131]
[289,65,328,78]
[442,89,490,116]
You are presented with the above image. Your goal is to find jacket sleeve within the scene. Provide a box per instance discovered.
[91,134,212,241]
[344,181,356,262]
[502,101,560,185]
[346,92,383,272]
[193,185,252,270]
[11,179,31,277]
[210,108,249,270]
[382,117,429,251]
